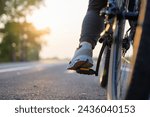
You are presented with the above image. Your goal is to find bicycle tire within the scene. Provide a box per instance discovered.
[99,45,110,88]
[107,19,126,100]
[125,0,150,99]
[107,0,150,100]
[107,0,128,100]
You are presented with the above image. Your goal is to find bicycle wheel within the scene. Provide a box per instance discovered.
[107,19,126,99]
[107,0,130,100]
[125,0,150,99]
[107,0,150,100]
[99,44,110,88]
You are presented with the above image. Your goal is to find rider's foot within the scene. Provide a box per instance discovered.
[67,42,93,70]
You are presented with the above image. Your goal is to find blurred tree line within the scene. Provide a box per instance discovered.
[0,0,49,62]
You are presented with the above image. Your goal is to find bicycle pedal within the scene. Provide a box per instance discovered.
[76,68,96,75]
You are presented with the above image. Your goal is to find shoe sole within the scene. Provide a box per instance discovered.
[67,61,93,70]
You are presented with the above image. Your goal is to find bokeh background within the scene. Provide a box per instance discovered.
[0,0,103,62]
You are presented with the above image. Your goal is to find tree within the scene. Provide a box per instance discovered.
[0,0,49,62]
[0,21,49,62]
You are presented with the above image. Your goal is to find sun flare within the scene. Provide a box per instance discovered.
[29,8,51,30]
[28,0,89,59]
[28,0,63,32]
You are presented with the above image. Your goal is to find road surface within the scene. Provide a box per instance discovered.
[0,60,106,100]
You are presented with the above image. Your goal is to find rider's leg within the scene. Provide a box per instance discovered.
[68,0,107,70]
[80,0,107,48]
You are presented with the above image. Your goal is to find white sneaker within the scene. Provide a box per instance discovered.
[67,42,93,70]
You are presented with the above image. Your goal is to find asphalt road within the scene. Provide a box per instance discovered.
[0,60,106,100]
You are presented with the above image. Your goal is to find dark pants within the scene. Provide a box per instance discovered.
[80,0,107,48]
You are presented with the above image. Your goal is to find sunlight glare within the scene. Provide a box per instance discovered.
[28,0,89,59]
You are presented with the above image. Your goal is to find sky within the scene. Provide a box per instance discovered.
[28,0,102,59]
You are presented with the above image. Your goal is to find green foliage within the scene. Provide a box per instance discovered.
[0,21,49,62]
[0,0,49,62]
[0,0,43,16]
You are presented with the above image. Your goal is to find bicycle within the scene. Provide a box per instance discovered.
[76,0,150,100]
